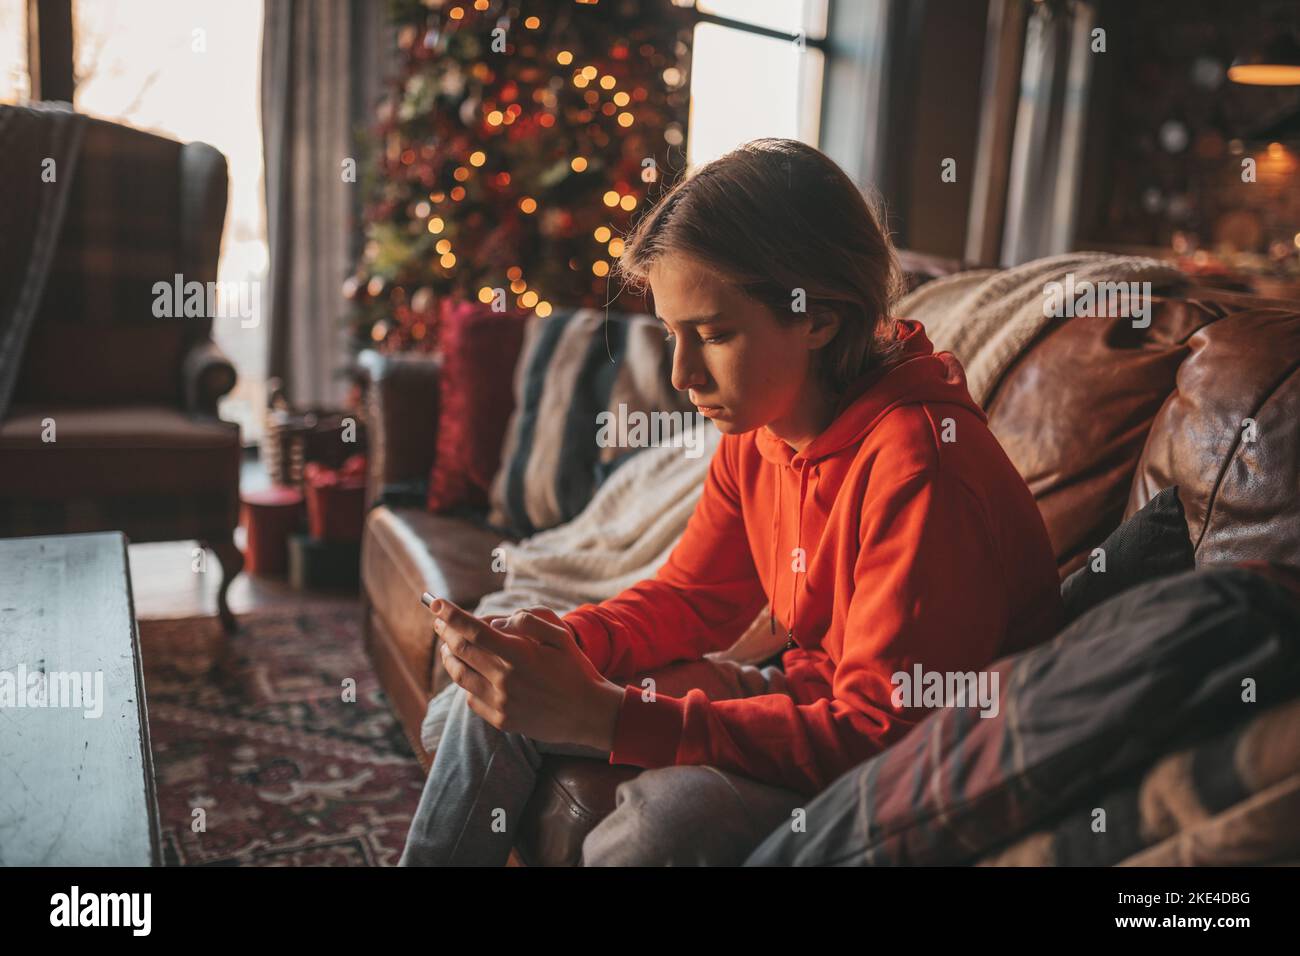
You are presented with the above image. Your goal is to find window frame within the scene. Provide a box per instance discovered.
[687,0,831,165]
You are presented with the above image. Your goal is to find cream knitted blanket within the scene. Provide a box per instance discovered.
[896,252,1185,405]
[474,420,722,618]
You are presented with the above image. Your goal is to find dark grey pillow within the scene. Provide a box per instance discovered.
[1060,486,1194,624]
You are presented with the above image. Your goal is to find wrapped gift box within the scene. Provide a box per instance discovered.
[304,455,367,543]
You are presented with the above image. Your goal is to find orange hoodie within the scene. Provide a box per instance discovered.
[562,319,1064,795]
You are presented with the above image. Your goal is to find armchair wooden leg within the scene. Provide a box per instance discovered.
[202,534,244,633]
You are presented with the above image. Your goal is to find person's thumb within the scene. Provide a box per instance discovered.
[498,608,571,648]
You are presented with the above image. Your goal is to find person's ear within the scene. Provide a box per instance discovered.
[806,309,841,349]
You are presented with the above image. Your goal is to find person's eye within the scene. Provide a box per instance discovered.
[702,332,731,345]
[662,328,675,342]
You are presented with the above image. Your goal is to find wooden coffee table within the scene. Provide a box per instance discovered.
[0,532,162,865]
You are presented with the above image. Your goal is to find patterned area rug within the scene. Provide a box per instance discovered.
[139,607,427,866]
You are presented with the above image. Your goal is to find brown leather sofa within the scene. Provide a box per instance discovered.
[0,115,243,630]
[359,267,1300,865]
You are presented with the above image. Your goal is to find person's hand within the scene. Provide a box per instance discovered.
[484,605,565,633]
[428,599,624,750]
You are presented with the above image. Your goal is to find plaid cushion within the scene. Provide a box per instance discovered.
[743,564,1300,866]
[975,695,1300,866]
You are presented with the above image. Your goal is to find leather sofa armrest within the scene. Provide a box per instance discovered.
[182,338,237,417]
[358,349,442,509]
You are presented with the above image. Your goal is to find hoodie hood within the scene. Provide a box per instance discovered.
[754,318,985,466]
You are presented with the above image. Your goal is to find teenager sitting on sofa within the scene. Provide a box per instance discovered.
[399,138,1064,867]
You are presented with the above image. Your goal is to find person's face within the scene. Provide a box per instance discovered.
[648,253,837,438]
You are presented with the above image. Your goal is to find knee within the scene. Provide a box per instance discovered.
[581,767,718,866]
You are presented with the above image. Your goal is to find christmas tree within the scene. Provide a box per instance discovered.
[347,0,696,353]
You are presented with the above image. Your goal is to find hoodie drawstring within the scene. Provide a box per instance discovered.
[770,458,808,651]
[770,474,781,635]
[790,464,809,648]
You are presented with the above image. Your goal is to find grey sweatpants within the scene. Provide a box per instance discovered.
[398,657,807,866]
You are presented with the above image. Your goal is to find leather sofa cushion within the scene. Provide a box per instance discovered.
[517,759,643,867]
[1128,308,1300,570]
[361,506,514,698]
[983,297,1220,577]
[0,404,239,498]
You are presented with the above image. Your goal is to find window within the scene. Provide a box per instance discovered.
[0,0,29,102]
[72,0,268,442]
[687,0,829,166]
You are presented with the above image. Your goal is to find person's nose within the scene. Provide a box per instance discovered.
[670,338,708,394]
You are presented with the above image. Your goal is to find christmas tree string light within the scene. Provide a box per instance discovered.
[346,0,694,354]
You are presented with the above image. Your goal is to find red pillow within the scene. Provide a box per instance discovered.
[426,300,528,513]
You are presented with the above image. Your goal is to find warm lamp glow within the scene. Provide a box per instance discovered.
[1228,64,1300,85]
[1229,34,1300,86]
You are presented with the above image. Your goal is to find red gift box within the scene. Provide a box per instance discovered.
[304,455,368,543]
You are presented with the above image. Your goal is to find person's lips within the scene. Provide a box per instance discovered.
[695,403,724,418]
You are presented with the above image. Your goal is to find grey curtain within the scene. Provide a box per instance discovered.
[1000,0,1097,265]
[262,0,392,407]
